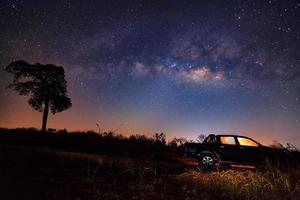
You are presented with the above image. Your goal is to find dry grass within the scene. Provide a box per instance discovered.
[174,169,300,200]
[0,144,299,200]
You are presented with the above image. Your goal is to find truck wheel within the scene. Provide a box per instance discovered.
[199,154,219,172]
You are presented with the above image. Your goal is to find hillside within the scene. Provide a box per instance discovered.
[0,138,299,199]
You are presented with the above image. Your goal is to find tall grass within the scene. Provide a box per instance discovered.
[175,168,300,200]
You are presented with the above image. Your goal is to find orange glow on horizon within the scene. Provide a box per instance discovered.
[0,93,296,147]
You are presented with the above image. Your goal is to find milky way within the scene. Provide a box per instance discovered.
[0,0,299,145]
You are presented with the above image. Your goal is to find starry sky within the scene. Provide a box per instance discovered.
[0,0,299,145]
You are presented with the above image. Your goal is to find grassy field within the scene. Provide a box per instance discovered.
[0,144,299,200]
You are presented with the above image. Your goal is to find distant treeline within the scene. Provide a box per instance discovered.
[0,128,188,161]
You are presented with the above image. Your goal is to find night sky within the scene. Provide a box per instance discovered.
[0,0,299,145]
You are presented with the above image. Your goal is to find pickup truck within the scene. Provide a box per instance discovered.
[185,134,290,171]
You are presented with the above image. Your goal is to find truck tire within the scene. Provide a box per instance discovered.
[198,153,219,172]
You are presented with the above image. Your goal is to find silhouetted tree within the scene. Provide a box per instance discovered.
[153,132,166,146]
[4,60,72,132]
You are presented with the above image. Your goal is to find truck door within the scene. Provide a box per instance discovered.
[236,137,263,164]
[217,136,240,163]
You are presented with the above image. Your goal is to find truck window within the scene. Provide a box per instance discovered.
[237,137,258,147]
[220,136,236,145]
[206,135,216,144]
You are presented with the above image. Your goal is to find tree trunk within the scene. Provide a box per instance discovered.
[41,98,49,132]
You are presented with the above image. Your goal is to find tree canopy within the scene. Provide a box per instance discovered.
[5,60,72,131]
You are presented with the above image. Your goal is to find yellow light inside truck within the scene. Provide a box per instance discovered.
[237,137,258,147]
[220,136,236,145]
